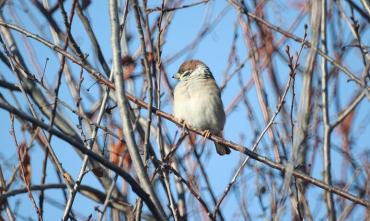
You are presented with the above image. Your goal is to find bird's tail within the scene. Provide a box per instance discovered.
[215,142,231,155]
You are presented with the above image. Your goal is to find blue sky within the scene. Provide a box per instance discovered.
[0,0,369,220]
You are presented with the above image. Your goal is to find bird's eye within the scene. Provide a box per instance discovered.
[183,71,191,77]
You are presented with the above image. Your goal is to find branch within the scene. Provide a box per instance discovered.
[320,1,336,219]
[109,0,166,220]
[228,0,369,90]
[0,19,368,208]
[145,0,209,13]
[0,95,165,220]
[0,183,132,214]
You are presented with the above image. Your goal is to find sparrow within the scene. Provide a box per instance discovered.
[173,59,231,155]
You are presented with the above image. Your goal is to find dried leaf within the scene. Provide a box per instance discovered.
[19,142,31,185]
[339,111,354,135]
[122,56,136,79]
[110,128,132,169]
[338,111,355,150]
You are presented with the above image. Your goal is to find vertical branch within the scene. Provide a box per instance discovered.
[132,0,153,165]
[109,1,166,220]
[131,1,155,219]
[290,3,322,217]
[320,1,336,220]
[153,2,181,221]
[293,1,321,167]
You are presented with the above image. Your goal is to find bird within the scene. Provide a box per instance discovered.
[173,59,231,155]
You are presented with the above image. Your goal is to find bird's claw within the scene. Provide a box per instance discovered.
[201,130,211,142]
[179,119,189,136]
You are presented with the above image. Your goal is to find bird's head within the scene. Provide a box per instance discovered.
[172,59,214,81]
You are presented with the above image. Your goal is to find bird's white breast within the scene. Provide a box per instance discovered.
[173,78,225,134]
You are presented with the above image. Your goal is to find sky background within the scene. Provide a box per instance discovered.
[0,0,369,220]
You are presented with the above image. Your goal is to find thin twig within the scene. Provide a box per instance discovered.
[146,0,209,13]
[10,114,43,221]
[0,94,166,218]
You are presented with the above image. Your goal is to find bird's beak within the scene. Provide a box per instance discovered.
[172,72,181,79]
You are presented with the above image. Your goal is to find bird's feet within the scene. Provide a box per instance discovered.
[179,119,189,136]
[201,130,211,142]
